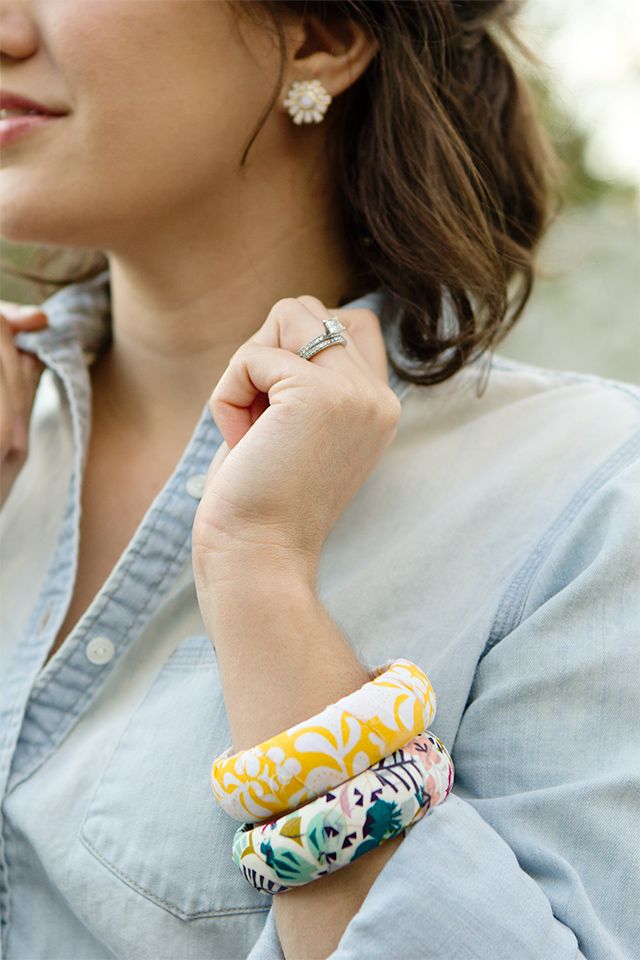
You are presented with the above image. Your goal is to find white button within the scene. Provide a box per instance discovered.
[186,473,207,499]
[86,636,115,665]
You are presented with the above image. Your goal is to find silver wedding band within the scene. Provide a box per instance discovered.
[297,316,348,361]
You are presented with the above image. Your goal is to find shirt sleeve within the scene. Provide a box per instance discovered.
[248,451,640,960]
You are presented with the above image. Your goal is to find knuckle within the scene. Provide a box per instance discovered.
[333,370,359,399]
[296,294,326,312]
[222,345,248,375]
[358,385,400,429]
[382,387,402,424]
[344,307,380,329]
[336,380,367,418]
[209,348,247,402]
[269,297,300,319]
[385,384,402,414]
[343,392,390,435]
[227,346,250,369]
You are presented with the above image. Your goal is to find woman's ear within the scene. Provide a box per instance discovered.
[281,11,379,104]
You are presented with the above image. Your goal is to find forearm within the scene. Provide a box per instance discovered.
[194,548,403,959]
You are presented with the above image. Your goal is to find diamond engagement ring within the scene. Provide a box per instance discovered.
[297,316,348,360]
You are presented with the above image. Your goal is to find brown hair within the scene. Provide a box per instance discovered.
[2,0,562,387]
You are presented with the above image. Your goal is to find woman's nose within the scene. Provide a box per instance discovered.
[0,2,39,65]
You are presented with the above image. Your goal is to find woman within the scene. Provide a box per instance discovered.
[0,1,638,958]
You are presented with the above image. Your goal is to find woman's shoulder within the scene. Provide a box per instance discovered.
[478,353,640,466]
[485,351,640,409]
[394,351,639,526]
[399,350,640,443]
[400,350,640,410]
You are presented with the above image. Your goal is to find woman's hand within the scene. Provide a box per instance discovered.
[191,295,401,583]
[0,303,49,509]
[191,298,406,955]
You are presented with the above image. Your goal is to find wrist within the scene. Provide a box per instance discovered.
[192,536,318,597]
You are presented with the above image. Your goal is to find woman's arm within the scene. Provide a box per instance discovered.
[192,294,639,959]
[194,547,404,959]
[242,451,639,960]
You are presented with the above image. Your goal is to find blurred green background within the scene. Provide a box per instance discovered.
[2,0,639,385]
[496,0,640,385]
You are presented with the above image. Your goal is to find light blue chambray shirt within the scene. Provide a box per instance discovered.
[1,268,639,960]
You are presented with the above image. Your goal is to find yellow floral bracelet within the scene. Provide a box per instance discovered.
[210,658,436,822]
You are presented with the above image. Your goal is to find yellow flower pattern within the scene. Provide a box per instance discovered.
[210,659,437,821]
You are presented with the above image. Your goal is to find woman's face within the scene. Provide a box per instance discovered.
[0,0,287,250]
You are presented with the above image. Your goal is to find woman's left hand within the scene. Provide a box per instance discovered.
[191,295,401,582]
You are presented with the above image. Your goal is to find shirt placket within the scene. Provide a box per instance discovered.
[0,330,223,953]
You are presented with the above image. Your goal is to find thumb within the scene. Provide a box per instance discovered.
[2,308,49,331]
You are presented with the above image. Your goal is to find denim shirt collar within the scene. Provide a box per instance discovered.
[13,267,407,399]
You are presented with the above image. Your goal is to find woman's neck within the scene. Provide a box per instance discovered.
[93,228,357,449]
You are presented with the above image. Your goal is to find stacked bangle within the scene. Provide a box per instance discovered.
[232,730,454,894]
[211,658,437,822]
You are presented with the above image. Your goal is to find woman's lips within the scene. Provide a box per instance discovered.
[0,113,64,149]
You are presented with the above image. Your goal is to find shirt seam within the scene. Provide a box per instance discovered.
[479,424,640,661]
[489,355,640,407]
[79,830,271,919]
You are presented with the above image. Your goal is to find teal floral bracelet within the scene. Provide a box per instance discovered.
[232,730,454,894]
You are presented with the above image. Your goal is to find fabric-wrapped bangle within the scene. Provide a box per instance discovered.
[232,730,454,895]
[211,658,437,822]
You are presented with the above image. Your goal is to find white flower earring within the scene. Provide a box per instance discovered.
[283,79,332,125]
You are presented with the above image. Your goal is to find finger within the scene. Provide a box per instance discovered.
[10,313,49,333]
[0,353,18,457]
[0,315,28,422]
[19,350,46,383]
[295,295,372,376]
[0,304,48,331]
[0,300,42,311]
[297,296,389,385]
[248,297,365,382]
[5,355,44,454]
[210,343,320,450]
[19,351,46,415]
